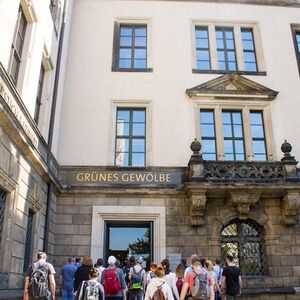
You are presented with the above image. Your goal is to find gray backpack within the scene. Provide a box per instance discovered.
[191,271,208,300]
[83,281,102,300]
[27,263,50,298]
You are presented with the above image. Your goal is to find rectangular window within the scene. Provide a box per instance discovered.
[115,108,146,166]
[241,28,257,72]
[292,26,300,75]
[195,27,211,71]
[250,111,267,161]
[23,210,34,273]
[222,111,245,160]
[34,64,45,124]
[0,190,7,242]
[9,6,27,84]
[216,27,237,71]
[118,25,147,70]
[200,110,216,160]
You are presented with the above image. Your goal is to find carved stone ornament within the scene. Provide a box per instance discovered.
[228,190,261,219]
[186,73,278,100]
[282,192,300,225]
[189,192,207,226]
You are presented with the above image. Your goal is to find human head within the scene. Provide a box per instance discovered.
[191,255,199,265]
[150,262,157,272]
[137,257,144,265]
[154,265,165,278]
[88,268,99,279]
[181,258,187,265]
[37,251,47,260]
[75,257,81,264]
[161,258,170,275]
[204,260,213,272]
[68,257,75,264]
[214,258,221,266]
[129,256,135,264]
[176,263,185,279]
[96,258,104,266]
[225,255,234,264]
[108,255,117,265]
[200,258,206,267]
[82,256,93,267]
[192,258,202,269]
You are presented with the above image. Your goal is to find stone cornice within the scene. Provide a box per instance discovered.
[112,0,300,8]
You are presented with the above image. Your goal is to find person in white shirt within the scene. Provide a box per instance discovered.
[144,265,174,300]
[161,259,179,300]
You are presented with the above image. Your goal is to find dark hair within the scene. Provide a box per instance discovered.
[88,268,99,279]
[68,257,74,263]
[161,258,170,275]
[175,263,185,279]
[96,258,104,266]
[129,256,135,263]
[155,265,165,278]
[200,258,206,267]
[37,252,46,260]
[226,255,234,262]
[180,258,187,265]
[214,258,221,265]
[75,258,81,263]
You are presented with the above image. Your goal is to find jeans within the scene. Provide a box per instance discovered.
[106,297,124,300]
[63,289,74,300]
[215,291,221,300]
[128,290,143,300]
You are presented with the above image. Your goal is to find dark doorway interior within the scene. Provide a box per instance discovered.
[105,221,153,270]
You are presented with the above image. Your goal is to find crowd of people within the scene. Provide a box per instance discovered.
[23,251,242,300]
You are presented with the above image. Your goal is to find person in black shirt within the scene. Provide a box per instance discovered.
[221,255,242,300]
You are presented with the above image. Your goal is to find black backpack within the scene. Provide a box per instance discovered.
[27,263,50,298]
[129,266,143,289]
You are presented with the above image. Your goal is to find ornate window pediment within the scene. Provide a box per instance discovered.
[186,74,278,100]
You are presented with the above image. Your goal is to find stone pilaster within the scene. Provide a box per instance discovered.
[282,191,300,225]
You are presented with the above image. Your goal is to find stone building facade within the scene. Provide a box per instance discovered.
[1,0,300,299]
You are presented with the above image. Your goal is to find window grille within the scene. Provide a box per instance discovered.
[23,210,34,273]
[0,190,6,242]
[220,218,266,276]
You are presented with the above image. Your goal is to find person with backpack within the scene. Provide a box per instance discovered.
[175,264,185,296]
[95,258,106,283]
[144,262,157,290]
[23,251,56,300]
[183,254,198,277]
[221,255,242,300]
[123,256,135,288]
[179,258,213,300]
[59,257,77,300]
[74,257,94,293]
[144,265,174,300]
[161,259,179,300]
[101,256,126,300]
[203,261,217,300]
[75,268,105,300]
[213,259,223,300]
[128,257,146,300]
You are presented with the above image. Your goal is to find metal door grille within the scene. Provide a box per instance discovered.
[220,218,266,276]
[0,189,6,242]
[23,210,34,273]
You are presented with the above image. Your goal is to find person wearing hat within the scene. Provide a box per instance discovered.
[101,256,127,300]
[128,257,146,300]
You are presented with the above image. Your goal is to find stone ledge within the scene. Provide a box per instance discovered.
[242,287,297,295]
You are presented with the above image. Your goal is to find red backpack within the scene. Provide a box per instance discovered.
[176,278,184,294]
[103,268,121,295]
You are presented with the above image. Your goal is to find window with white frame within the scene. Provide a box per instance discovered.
[193,22,264,74]
[199,107,269,161]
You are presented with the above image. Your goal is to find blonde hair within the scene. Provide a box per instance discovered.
[204,260,214,272]
[155,265,165,278]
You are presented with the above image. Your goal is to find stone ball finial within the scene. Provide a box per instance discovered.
[281,140,295,162]
[190,138,201,154]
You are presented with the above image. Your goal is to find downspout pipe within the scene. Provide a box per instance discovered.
[44,0,68,252]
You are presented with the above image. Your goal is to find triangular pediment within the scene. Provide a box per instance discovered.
[186,74,278,100]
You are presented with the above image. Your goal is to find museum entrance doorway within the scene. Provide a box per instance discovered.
[104,221,153,269]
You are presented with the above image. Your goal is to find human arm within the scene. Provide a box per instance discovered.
[48,274,56,300]
[118,269,127,300]
[208,275,215,300]
[239,275,242,294]
[220,276,226,294]
[23,277,29,300]
[179,282,189,300]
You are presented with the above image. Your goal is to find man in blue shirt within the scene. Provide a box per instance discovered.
[60,257,77,300]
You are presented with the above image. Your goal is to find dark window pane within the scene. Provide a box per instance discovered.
[132,153,145,166]
[133,110,145,122]
[119,59,131,68]
[134,59,146,69]
[132,123,145,136]
[117,110,130,122]
[135,37,146,47]
[120,37,132,46]
[0,190,6,242]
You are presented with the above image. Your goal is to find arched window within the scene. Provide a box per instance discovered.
[220,218,266,276]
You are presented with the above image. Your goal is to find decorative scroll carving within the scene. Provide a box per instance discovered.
[228,191,261,219]
[282,192,300,225]
[204,162,286,182]
[189,192,207,226]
